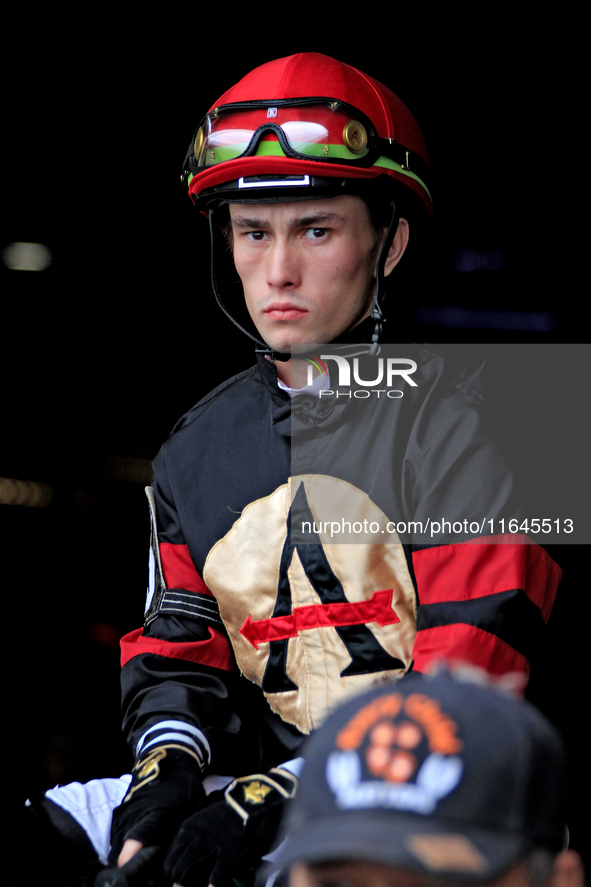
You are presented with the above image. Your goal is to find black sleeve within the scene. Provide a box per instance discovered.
[118,459,266,776]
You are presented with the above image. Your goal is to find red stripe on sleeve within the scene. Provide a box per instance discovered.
[412,623,530,684]
[159,543,214,596]
[120,627,234,672]
[412,536,561,623]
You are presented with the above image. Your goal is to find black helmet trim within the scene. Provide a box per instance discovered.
[195,174,359,209]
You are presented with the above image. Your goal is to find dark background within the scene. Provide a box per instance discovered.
[1,0,588,870]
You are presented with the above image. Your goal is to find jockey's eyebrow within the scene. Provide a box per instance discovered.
[230,211,346,229]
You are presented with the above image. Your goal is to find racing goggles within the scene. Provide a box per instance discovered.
[183,98,418,176]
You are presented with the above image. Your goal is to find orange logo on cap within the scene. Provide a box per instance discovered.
[336,693,403,751]
[366,718,423,783]
[335,691,463,785]
[404,693,463,755]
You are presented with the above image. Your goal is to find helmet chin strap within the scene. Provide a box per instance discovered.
[325,197,399,360]
[208,207,284,355]
[369,197,399,353]
[208,197,399,360]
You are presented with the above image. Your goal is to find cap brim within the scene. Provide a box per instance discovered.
[274,811,531,883]
[187,154,432,216]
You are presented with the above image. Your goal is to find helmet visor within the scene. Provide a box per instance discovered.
[191,99,379,168]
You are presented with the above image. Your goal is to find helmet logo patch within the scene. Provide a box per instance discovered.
[343,121,368,154]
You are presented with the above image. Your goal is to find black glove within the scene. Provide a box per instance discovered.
[163,767,298,887]
[108,745,206,866]
[91,846,162,887]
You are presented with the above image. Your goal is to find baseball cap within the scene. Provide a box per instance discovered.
[274,670,567,882]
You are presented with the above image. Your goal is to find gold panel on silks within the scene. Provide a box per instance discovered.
[203,474,417,735]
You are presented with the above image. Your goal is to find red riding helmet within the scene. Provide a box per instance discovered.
[182,52,432,218]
